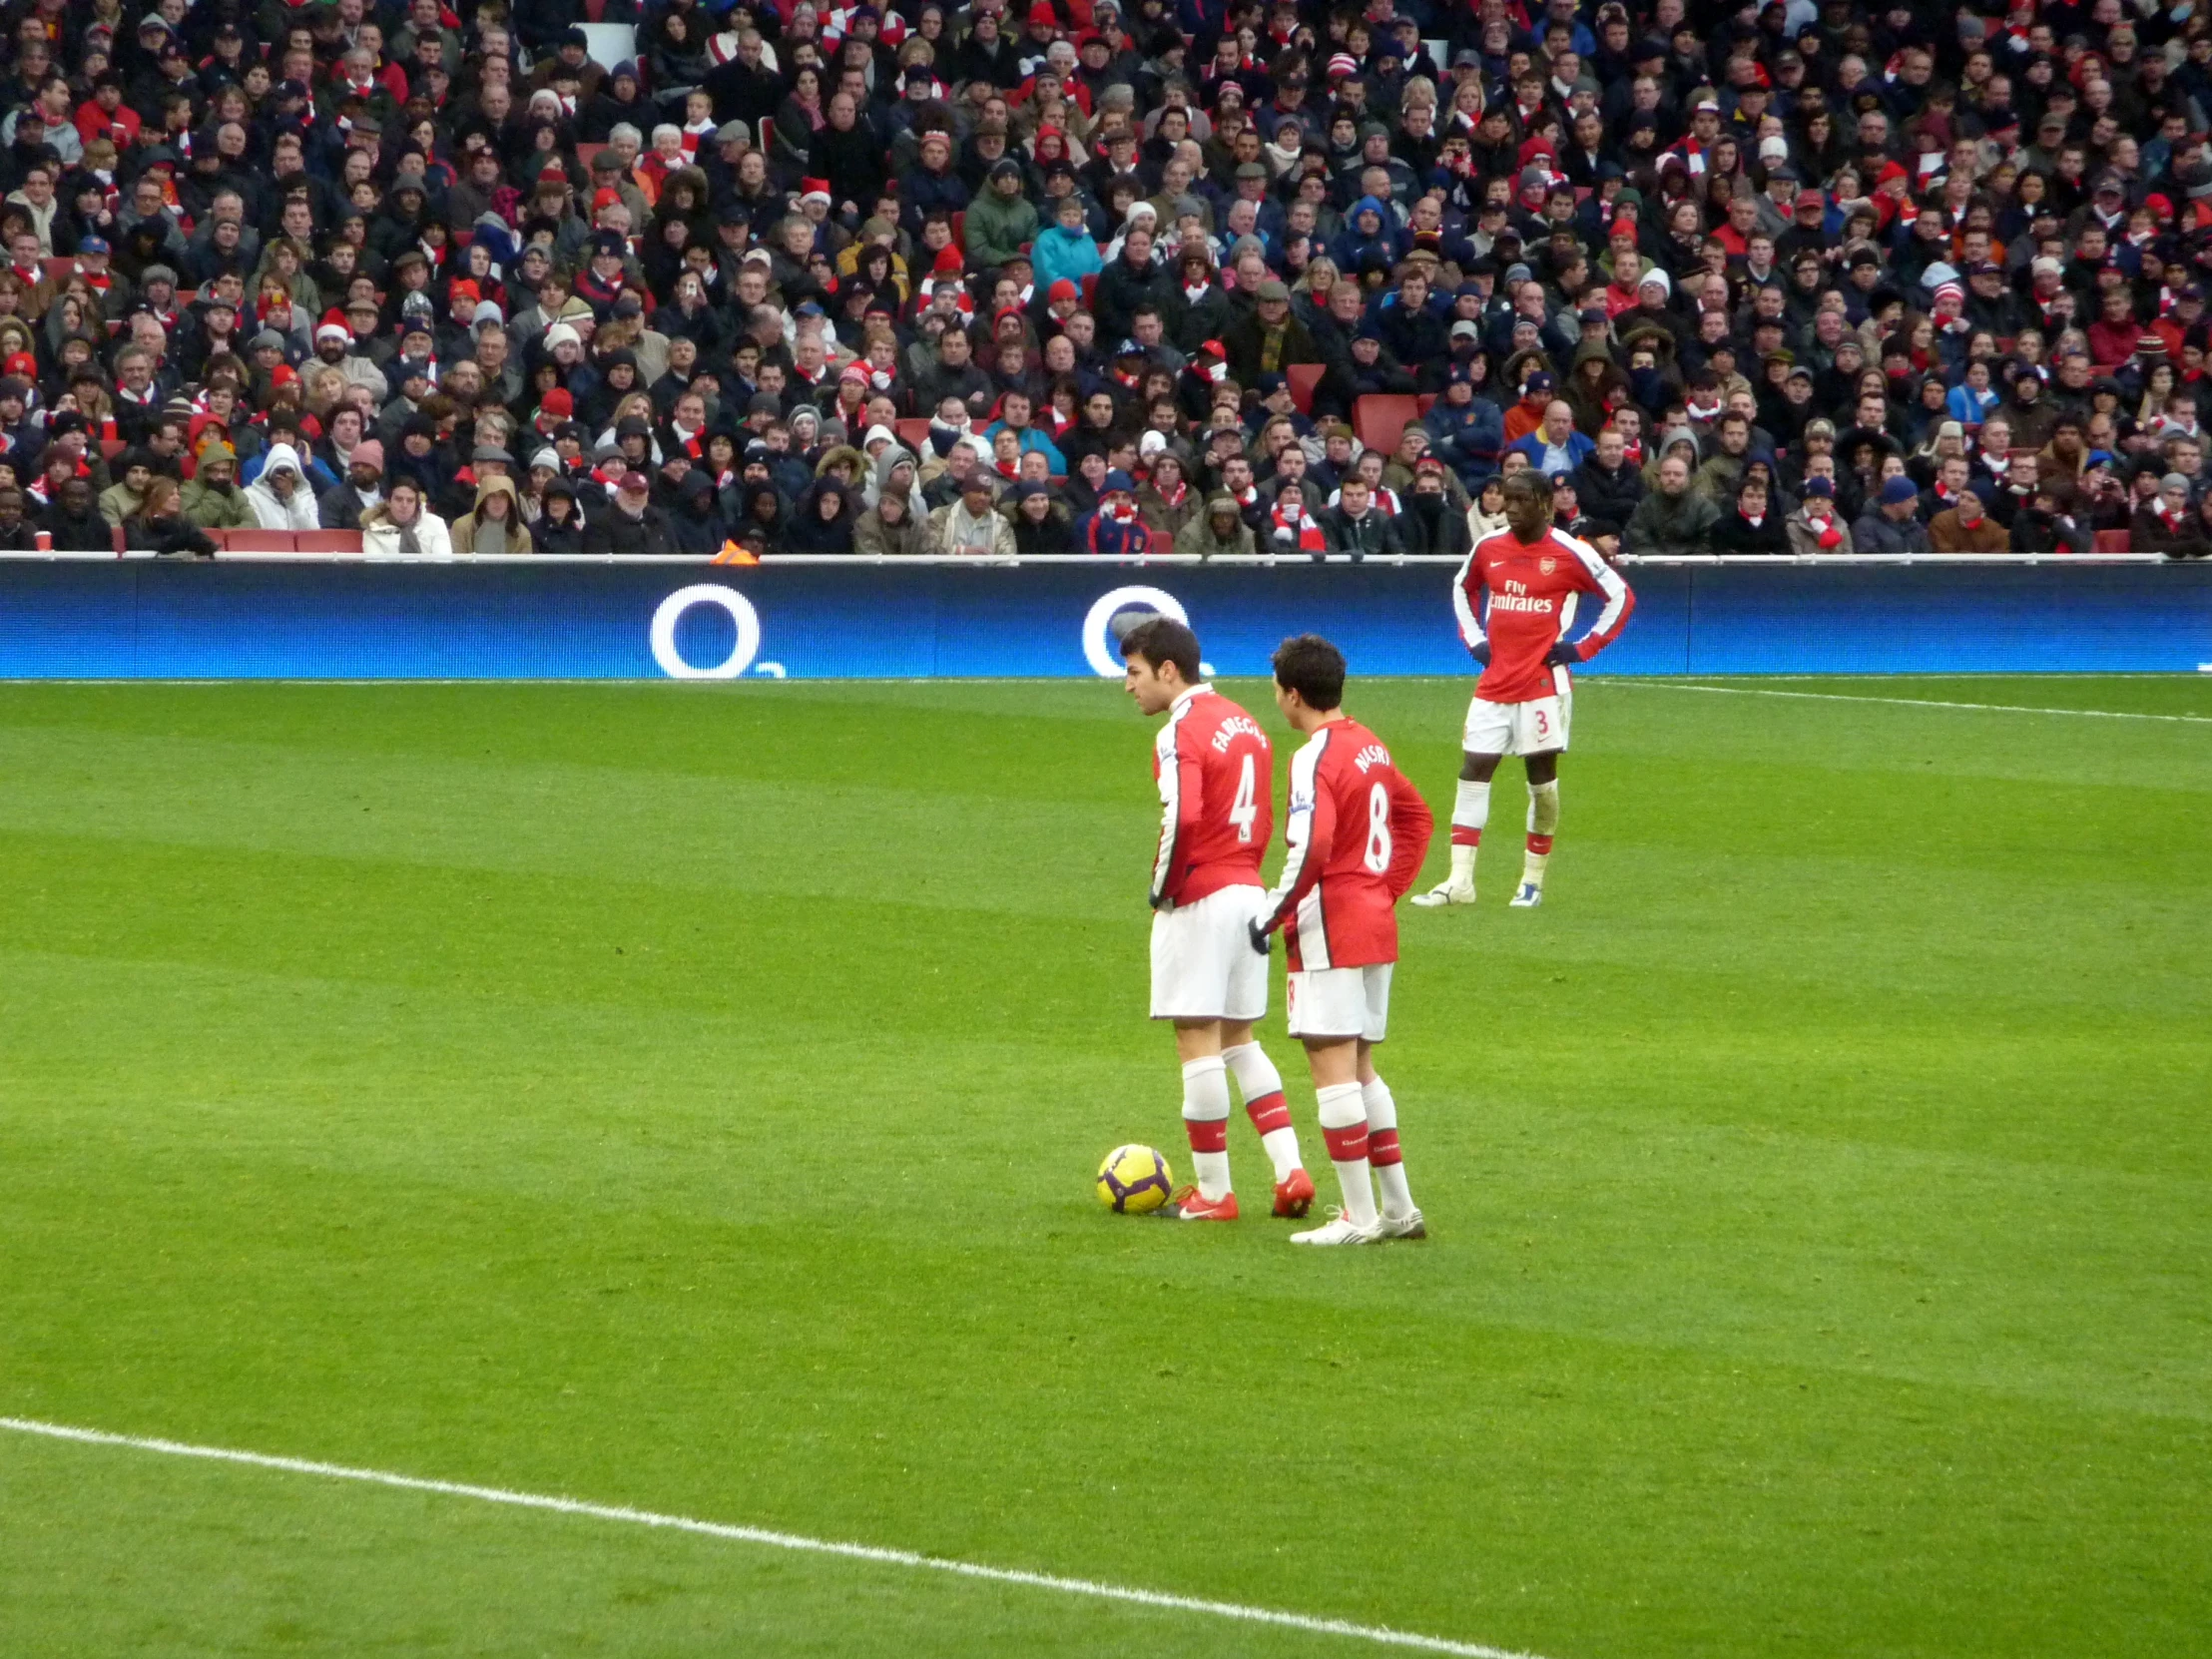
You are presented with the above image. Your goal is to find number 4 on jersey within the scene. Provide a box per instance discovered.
[1229,752,1259,842]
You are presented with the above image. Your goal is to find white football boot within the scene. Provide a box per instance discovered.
[1508,881,1543,907]
[1410,879,1475,907]
[1378,1208,1427,1241]
[1290,1208,1383,1247]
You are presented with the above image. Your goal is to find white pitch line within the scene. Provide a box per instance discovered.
[1598,680,2212,725]
[0,1417,1545,1659]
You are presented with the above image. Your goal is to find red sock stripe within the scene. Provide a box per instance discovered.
[1245,1092,1291,1135]
[1526,833,1554,855]
[1368,1128,1402,1167]
[1184,1117,1228,1154]
[1450,827,1483,846]
[1323,1125,1370,1164]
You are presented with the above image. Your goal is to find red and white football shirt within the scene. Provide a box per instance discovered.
[1452,527,1635,704]
[1150,684,1273,907]
[1261,718,1433,971]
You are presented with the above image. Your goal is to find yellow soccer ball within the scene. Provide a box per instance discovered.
[1096,1144,1174,1214]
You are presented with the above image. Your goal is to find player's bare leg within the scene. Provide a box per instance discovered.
[1511,751,1560,908]
[1413,750,1499,906]
[1167,1019,1240,1219]
[1218,1017,1315,1217]
[1289,1037,1383,1246]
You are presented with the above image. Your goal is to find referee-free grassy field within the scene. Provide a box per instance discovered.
[0,674,2206,1659]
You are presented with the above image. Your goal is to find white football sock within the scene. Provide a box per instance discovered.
[1223,1040,1303,1181]
[1448,779,1489,885]
[1181,1055,1233,1200]
[1524,779,1558,888]
[1363,1076,1414,1219]
[1316,1082,1379,1227]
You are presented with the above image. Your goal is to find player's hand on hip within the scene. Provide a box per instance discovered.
[1150,890,1174,912]
[1543,641,1580,667]
[1468,640,1491,667]
[1246,917,1272,956]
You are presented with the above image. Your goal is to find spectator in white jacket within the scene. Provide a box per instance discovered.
[359,478,453,558]
[243,443,322,531]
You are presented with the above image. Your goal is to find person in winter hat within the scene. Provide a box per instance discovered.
[1080,469,1157,556]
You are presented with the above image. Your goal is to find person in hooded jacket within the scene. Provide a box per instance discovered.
[450,475,536,555]
[1173,491,1257,559]
[243,443,322,531]
[533,477,588,553]
[1331,196,1398,279]
[665,469,732,553]
[786,476,858,553]
[182,439,258,529]
[865,445,929,523]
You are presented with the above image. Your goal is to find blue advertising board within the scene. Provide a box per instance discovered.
[0,559,2206,680]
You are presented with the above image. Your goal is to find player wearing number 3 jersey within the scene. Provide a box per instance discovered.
[1121,616,1315,1225]
[1414,468,1634,910]
[1252,635,1434,1247]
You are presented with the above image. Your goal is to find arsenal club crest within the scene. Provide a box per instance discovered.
[1539,556,1557,574]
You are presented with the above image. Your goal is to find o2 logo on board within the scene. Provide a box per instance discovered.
[1082,585,1213,679]
[650,584,783,679]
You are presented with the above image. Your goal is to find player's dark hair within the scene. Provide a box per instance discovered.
[1272,634,1345,711]
[1121,616,1202,682]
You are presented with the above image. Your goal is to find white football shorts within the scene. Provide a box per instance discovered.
[1150,883,1270,1022]
[1286,963,1393,1042]
[1463,670,1571,756]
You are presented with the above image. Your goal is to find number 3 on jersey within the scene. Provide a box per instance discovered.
[1229,753,1258,842]
[1363,782,1391,872]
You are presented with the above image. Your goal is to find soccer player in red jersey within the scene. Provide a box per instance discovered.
[1413,468,1635,910]
[1121,616,1316,1223]
[1250,635,1434,1247]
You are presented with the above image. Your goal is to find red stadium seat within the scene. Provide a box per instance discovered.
[214,531,299,552]
[1080,273,1097,309]
[576,142,606,172]
[951,210,965,251]
[40,256,71,286]
[292,531,364,553]
[1354,393,1418,454]
[111,525,125,554]
[100,437,124,460]
[586,0,605,16]
[895,417,930,451]
[1286,363,1324,414]
[2092,530,2131,552]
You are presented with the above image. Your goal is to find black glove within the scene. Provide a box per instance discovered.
[1150,890,1172,912]
[1246,917,1272,956]
[1544,641,1580,667]
[1469,640,1490,667]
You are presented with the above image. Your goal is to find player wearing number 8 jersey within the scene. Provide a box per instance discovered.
[1414,468,1634,910]
[1121,616,1315,1224]
[1251,635,1434,1247]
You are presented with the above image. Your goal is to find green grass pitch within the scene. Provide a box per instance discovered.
[0,673,2207,1658]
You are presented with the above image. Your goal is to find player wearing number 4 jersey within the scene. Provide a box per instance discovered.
[1250,635,1434,1247]
[1414,468,1634,910]
[1121,616,1315,1224]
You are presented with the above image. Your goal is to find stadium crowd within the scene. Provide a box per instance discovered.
[0,0,2205,559]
